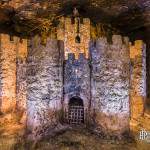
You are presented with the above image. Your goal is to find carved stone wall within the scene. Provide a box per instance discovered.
[0,34,26,113]
[64,53,90,115]
[57,17,90,59]
[90,35,130,136]
[27,37,63,139]
[0,31,147,139]
[130,40,146,119]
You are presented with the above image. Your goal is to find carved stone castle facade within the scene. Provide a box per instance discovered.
[0,16,146,139]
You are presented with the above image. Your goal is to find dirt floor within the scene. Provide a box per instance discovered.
[0,111,150,150]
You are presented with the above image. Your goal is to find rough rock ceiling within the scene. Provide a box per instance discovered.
[0,0,149,39]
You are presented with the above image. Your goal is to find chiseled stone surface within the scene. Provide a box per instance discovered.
[27,37,63,139]
[130,40,146,119]
[90,35,130,136]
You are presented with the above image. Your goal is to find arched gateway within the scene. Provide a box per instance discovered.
[68,97,84,124]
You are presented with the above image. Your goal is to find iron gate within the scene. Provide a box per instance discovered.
[65,105,84,124]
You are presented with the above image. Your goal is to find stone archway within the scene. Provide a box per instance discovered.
[68,97,84,124]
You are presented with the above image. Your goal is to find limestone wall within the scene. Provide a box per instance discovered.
[27,37,63,139]
[57,17,90,59]
[64,53,90,113]
[90,35,130,136]
[130,40,146,119]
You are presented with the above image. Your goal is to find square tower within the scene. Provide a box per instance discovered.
[57,17,90,59]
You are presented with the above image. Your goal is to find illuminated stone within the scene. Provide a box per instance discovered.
[0,16,147,140]
[0,34,27,113]
[130,40,146,119]
[57,17,90,59]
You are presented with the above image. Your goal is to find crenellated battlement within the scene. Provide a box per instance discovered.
[66,53,87,63]
[0,34,27,44]
[64,17,90,25]
[94,35,129,48]
[0,34,27,60]
[30,35,62,49]
[91,35,130,62]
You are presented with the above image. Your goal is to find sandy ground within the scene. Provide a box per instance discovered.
[0,111,150,150]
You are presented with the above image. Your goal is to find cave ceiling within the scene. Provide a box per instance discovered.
[0,0,149,40]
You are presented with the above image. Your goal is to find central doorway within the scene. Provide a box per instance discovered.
[68,97,84,125]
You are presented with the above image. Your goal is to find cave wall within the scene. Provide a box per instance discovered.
[27,37,63,139]
[90,35,130,136]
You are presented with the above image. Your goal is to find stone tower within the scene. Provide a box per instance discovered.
[90,36,130,135]
[0,34,27,113]
[57,16,90,59]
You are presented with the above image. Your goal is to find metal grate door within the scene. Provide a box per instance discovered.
[68,105,84,124]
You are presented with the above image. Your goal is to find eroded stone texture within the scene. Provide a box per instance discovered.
[90,35,130,136]
[16,39,27,111]
[130,40,146,119]
[0,34,17,113]
[57,17,90,59]
[64,53,91,120]
[0,34,27,115]
[0,31,147,140]
[15,39,28,124]
[27,37,63,139]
